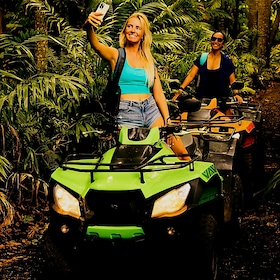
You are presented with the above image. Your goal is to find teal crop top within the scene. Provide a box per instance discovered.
[118,59,151,94]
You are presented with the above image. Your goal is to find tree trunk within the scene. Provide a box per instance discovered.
[269,3,280,45]
[246,0,258,54]
[247,0,258,29]
[35,8,48,73]
[232,0,240,38]
[0,6,4,34]
[256,0,272,66]
[247,0,272,66]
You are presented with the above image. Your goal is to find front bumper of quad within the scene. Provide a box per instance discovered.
[47,137,225,251]
[47,191,224,250]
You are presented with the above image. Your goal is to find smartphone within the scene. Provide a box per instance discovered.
[95,2,110,21]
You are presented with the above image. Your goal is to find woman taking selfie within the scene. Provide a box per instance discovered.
[85,11,189,159]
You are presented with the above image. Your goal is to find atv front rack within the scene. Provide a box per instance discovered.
[61,152,196,184]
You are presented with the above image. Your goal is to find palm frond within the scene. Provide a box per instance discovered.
[0,156,13,183]
[0,192,14,228]
[24,0,67,33]
[264,169,280,196]
[0,73,89,112]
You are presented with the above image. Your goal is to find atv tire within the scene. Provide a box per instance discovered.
[222,174,244,246]
[189,213,219,279]
[224,174,244,225]
[42,230,73,278]
[240,149,254,203]
[231,174,244,221]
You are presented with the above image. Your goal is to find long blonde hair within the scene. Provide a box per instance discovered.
[119,12,155,88]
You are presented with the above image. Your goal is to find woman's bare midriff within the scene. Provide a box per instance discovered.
[120,94,151,102]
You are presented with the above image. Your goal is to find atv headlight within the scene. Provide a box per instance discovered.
[151,183,191,218]
[53,184,81,218]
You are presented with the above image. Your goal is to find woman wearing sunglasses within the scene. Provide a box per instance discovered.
[172,31,243,114]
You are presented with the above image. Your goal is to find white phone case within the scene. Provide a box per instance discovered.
[95,2,109,20]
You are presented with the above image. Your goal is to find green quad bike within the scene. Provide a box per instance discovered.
[43,99,243,279]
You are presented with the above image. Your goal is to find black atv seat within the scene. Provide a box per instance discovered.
[177,97,201,113]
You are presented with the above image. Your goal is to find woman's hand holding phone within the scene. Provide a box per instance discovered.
[95,2,109,21]
[84,2,109,30]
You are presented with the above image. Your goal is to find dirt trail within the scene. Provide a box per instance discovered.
[255,81,280,173]
[218,81,280,280]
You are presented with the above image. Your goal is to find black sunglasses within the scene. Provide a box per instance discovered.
[211,36,224,42]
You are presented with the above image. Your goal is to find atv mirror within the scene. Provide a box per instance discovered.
[231,81,244,90]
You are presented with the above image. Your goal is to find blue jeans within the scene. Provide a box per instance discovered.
[117,95,161,128]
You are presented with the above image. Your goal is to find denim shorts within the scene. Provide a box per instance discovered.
[117,95,161,128]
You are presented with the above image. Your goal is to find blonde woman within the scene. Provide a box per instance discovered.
[85,11,189,159]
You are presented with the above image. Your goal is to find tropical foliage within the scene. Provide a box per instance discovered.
[0,0,279,218]
[265,169,280,197]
